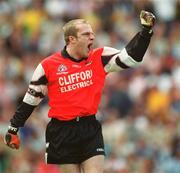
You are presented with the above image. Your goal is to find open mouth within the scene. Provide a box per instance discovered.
[87,43,93,51]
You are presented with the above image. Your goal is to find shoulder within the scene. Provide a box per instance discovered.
[89,47,103,57]
[41,52,65,69]
[40,52,62,74]
[41,52,61,64]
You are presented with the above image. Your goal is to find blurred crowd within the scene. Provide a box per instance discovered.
[0,0,180,173]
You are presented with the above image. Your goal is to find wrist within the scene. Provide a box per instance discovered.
[8,125,19,135]
[140,26,153,38]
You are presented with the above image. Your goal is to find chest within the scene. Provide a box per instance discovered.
[47,59,95,85]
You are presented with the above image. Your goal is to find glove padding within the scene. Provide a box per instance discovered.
[4,126,20,149]
[5,133,20,149]
[140,10,156,28]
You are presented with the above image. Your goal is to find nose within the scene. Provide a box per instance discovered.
[90,33,95,40]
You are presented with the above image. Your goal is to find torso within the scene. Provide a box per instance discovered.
[41,48,107,120]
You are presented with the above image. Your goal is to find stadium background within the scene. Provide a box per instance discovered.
[0,0,180,173]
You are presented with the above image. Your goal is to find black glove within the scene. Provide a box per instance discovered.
[4,125,20,149]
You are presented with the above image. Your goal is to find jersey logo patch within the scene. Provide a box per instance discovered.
[57,64,68,73]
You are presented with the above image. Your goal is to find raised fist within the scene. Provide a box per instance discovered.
[140,10,156,28]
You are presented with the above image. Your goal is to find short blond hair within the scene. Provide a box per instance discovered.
[63,19,89,44]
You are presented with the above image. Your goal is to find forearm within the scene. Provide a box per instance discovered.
[10,102,36,127]
[115,27,153,68]
[5,102,33,149]
[125,27,153,62]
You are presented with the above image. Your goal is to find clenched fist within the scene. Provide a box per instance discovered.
[4,125,20,149]
[140,10,156,28]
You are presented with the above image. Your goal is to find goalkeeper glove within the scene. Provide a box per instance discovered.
[140,10,156,28]
[4,125,20,149]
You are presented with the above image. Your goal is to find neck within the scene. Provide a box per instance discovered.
[66,45,82,60]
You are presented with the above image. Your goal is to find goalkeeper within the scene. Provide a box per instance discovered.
[4,11,155,173]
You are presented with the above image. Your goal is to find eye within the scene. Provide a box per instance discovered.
[82,32,90,36]
[82,32,95,37]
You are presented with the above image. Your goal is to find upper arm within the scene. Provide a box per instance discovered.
[23,63,48,106]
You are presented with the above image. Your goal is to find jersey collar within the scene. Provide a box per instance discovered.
[61,46,87,62]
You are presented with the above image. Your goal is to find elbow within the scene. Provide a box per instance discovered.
[117,48,142,69]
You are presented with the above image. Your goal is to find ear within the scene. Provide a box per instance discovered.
[68,36,77,44]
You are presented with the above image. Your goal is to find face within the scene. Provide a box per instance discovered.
[72,23,95,58]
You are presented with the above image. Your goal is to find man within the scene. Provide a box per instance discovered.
[4,10,155,173]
